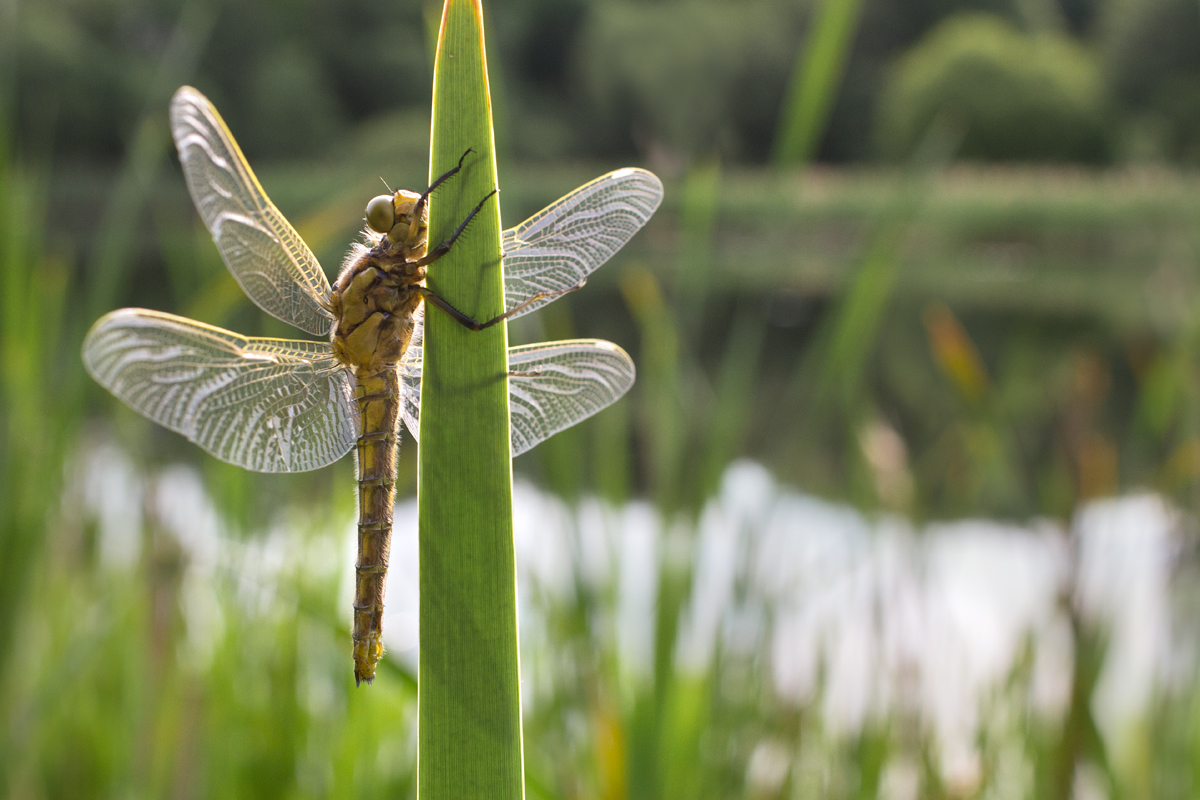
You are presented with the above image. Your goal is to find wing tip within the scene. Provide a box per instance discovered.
[605,168,664,213]
[173,84,201,101]
[82,307,157,348]
[170,85,210,123]
[611,165,663,187]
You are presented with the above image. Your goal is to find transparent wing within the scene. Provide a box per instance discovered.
[398,338,635,457]
[502,168,663,318]
[83,309,357,473]
[170,86,334,336]
[397,306,424,443]
[506,340,635,455]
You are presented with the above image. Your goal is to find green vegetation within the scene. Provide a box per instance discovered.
[773,0,866,165]
[5,0,1200,798]
[877,14,1110,162]
[8,147,1200,796]
[9,0,1200,166]
[1104,0,1200,162]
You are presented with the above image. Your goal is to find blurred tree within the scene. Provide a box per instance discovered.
[875,12,1110,162]
[571,0,803,163]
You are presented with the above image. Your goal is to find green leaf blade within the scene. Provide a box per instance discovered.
[418,1,522,798]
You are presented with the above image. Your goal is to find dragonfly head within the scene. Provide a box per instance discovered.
[365,190,428,250]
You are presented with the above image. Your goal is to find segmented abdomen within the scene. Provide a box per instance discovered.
[352,367,400,685]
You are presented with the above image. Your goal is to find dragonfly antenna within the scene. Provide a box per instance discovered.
[379,177,394,194]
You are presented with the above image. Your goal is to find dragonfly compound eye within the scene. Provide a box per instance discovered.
[365,195,396,234]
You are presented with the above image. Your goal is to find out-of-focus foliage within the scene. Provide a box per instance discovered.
[8,0,1200,167]
[14,0,430,161]
[1102,0,1200,162]
[572,1,802,162]
[876,13,1110,162]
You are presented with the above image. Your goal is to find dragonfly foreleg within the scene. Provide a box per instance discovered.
[415,189,498,268]
[409,149,474,245]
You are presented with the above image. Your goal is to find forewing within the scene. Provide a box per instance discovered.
[502,168,662,318]
[507,340,635,455]
[170,86,334,336]
[83,309,357,473]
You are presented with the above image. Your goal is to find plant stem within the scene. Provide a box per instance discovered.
[418,1,523,798]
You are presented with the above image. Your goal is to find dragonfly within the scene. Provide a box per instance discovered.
[82,85,663,684]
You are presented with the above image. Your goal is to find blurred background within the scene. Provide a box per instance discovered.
[3,0,1200,797]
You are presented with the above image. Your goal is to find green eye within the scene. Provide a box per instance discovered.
[365,195,395,234]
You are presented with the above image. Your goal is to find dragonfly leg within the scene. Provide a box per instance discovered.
[418,278,587,332]
[416,286,495,331]
[408,149,473,241]
[416,189,498,268]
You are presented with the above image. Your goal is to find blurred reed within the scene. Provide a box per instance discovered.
[772,0,866,166]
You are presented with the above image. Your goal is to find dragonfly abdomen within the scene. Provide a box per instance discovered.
[352,367,401,685]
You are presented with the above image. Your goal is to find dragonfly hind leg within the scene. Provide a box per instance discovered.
[418,278,587,332]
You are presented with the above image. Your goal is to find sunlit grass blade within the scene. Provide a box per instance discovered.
[792,120,959,418]
[418,1,522,799]
[619,268,683,512]
[772,0,866,165]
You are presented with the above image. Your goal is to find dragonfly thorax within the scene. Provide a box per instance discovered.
[330,241,425,373]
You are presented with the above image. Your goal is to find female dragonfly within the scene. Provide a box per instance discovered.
[83,86,663,684]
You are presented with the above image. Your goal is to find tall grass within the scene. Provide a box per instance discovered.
[0,4,79,790]
[772,0,866,165]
